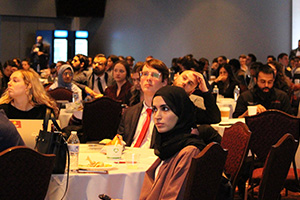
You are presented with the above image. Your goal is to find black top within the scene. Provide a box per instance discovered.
[233,86,293,118]
[0,103,48,119]
[0,110,24,152]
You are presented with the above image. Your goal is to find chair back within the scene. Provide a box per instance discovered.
[184,142,228,200]
[48,87,73,102]
[221,122,251,189]
[245,109,300,163]
[0,146,55,199]
[82,97,122,142]
[258,134,297,200]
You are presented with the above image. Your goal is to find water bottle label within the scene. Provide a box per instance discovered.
[68,144,79,153]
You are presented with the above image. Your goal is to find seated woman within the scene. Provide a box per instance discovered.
[139,85,207,200]
[49,64,82,101]
[104,60,132,105]
[211,63,239,98]
[0,69,58,119]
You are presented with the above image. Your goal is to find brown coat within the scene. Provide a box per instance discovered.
[139,146,201,200]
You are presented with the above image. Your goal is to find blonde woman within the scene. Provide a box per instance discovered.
[0,69,58,119]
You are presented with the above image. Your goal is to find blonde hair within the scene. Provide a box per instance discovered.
[0,69,58,116]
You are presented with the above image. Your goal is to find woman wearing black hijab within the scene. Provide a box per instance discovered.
[139,85,206,200]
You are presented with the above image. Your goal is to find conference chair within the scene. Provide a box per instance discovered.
[82,97,122,142]
[245,109,300,194]
[0,146,55,200]
[48,87,73,102]
[250,134,297,200]
[184,142,228,200]
[221,122,251,194]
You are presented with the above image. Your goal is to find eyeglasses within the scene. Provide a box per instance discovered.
[93,62,105,66]
[140,71,161,79]
[63,72,73,76]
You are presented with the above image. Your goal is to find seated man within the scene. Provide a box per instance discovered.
[173,70,221,124]
[233,64,293,118]
[117,59,169,148]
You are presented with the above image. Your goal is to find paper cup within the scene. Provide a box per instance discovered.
[125,153,140,169]
[220,107,230,122]
[106,145,122,159]
[248,106,257,116]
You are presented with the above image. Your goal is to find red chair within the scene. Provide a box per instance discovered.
[251,134,297,200]
[82,97,122,142]
[221,122,251,194]
[0,146,55,199]
[184,142,228,200]
[48,87,73,102]
[245,109,300,193]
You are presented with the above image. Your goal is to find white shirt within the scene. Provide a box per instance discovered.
[131,102,154,149]
[93,74,107,94]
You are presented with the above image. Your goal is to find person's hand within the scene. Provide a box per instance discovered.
[193,72,208,92]
[256,104,266,114]
[85,87,103,98]
[215,75,227,83]
[37,51,44,56]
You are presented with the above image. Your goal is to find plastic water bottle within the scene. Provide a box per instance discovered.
[212,85,219,102]
[67,131,80,172]
[234,85,240,102]
[72,92,79,103]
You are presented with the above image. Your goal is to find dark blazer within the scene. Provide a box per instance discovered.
[73,71,114,91]
[117,102,156,148]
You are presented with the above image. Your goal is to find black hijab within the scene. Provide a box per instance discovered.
[153,86,205,160]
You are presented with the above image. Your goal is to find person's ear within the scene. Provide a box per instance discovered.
[162,79,168,86]
[254,77,257,84]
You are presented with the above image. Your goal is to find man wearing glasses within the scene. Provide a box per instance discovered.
[78,54,114,98]
[233,64,292,118]
[117,59,169,148]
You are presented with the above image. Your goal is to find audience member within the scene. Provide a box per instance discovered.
[21,58,31,70]
[277,53,292,79]
[233,64,292,118]
[0,60,14,95]
[211,63,239,98]
[210,57,219,77]
[12,58,21,69]
[229,59,247,93]
[49,64,82,101]
[73,54,114,99]
[245,53,257,86]
[0,69,58,119]
[129,62,144,106]
[173,70,221,124]
[267,55,276,63]
[125,56,135,71]
[139,85,218,200]
[117,59,169,148]
[290,39,300,59]
[104,60,132,105]
[268,61,291,94]
[239,54,247,72]
[0,109,24,152]
[106,55,119,82]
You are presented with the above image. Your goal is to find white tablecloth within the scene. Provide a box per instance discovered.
[59,109,83,128]
[45,145,157,200]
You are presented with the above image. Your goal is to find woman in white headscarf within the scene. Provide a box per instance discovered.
[49,64,82,101]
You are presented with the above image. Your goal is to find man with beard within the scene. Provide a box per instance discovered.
[74,54,114,98]
[233,64,292,118]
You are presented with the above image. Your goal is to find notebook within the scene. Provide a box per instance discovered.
[10,119,49,149]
